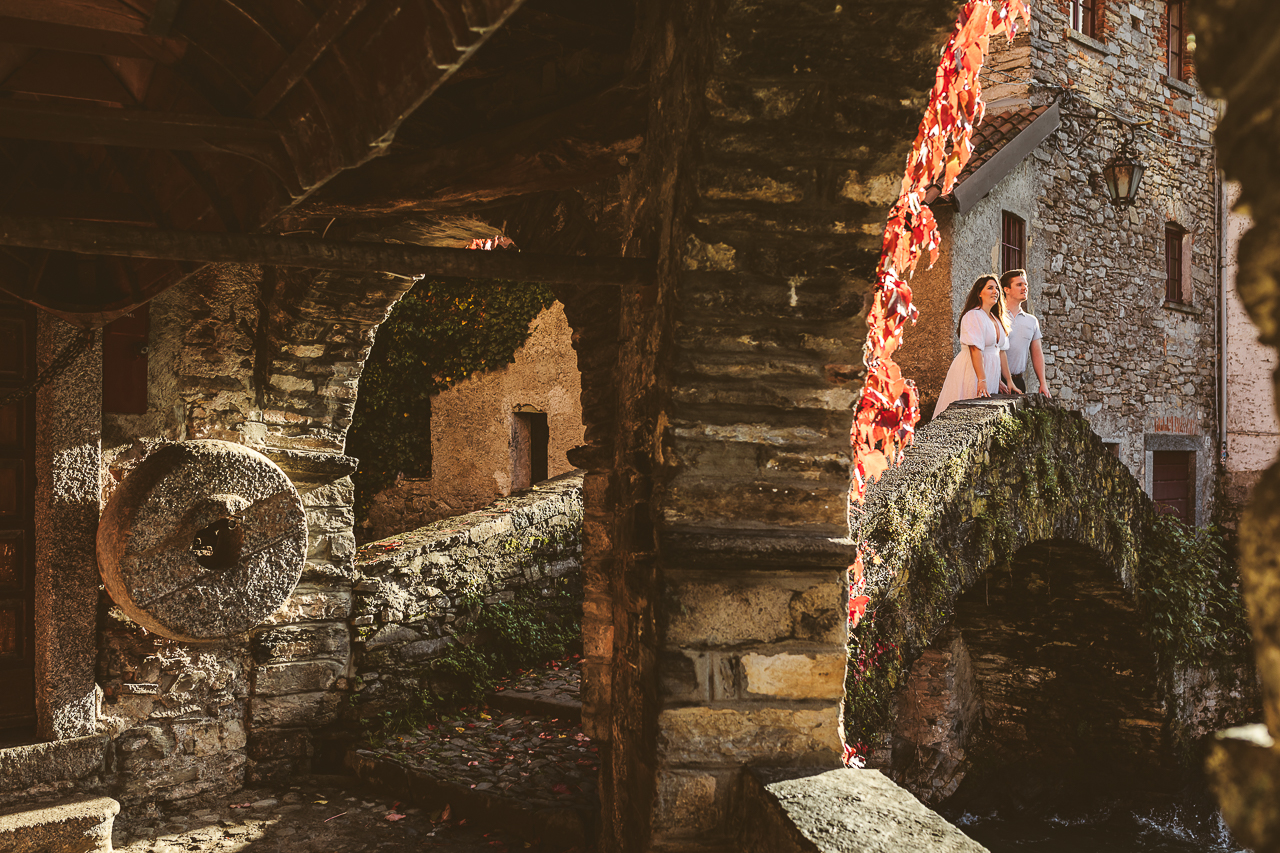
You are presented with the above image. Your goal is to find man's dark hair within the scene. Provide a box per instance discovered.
[1000,268,1027,290]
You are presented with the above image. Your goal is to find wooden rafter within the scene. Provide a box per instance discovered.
[0,16,183,60]
[302,84,645,216]
[249,0,372,118]
[0,217,654,287]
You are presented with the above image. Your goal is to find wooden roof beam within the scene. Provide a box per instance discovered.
[249,0,372,118]
[0,100,280,150]
[0,16,182,59]
[0,216,653,288]
[301,83,645,216]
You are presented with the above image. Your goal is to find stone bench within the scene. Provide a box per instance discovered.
[0,795,120,853]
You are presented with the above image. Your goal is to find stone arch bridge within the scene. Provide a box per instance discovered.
[853,395,1198,805]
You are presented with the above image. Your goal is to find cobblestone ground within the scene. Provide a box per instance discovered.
[112,775,532,853]
[112,657,594,853]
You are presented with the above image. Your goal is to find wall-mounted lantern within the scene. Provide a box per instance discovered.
[1058,92,1150,207]
[1101,136,1145,207]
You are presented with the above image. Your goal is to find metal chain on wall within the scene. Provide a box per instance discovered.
[0,328,95,409]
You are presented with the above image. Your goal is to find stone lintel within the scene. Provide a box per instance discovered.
[739,767,988,853]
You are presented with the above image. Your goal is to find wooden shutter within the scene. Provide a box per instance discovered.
[1167,1,1186,80]
[1001,211,1025,273]
[1152,450,1192,523]
[1072,0,1097,38]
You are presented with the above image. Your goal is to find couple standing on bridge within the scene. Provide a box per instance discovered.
[934,269,1052,417]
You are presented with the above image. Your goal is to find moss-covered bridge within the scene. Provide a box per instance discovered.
[849,396,1253,806]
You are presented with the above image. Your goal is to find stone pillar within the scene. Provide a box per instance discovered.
[34,315,102,740]
[646,0,961,848]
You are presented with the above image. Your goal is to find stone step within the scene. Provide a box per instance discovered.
[0,795,120,853]
[345,748,593,850]
[484,688,582,722]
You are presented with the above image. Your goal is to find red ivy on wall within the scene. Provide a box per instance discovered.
[842,0,1030,769]
[851,0,1031,510]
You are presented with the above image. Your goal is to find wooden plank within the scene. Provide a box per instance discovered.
[249,0,372,118]
[301,84,645,215]
[0,188,153,225]
[145,0,182,37]
[0,1,153,37]
[0,217,654,287]
[0,99,282,151]
[0,16,181,60]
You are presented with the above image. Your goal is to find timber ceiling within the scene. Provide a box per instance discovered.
[0,0,639,324]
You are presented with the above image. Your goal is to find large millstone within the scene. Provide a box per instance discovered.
[97,440,307,642]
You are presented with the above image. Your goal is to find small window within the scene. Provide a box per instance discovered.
[512,408,549,491]
[1001,211,1025,274]
[1104,442,1121,458]
[1167,0,1187,81]
[1070,0,1098,38]
[1152,450,1193,523]
[1165,223,1187,303]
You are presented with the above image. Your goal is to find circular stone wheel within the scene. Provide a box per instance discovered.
[97,440,307,642]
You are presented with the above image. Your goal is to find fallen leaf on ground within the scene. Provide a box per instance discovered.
[386,813,407,822]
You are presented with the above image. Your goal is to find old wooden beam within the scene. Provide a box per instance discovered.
[0,16,179,59]
[0,99,283,152]
[300,84,646,216]
[249,0,371,118]
[0,1,157,37]
[0,217,653,287]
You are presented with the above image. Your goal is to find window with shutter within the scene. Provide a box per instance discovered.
[1071,0,1097,38]
[1165,223,1186,303]
[1001,211,1025,274]
[1167,0,1186,80]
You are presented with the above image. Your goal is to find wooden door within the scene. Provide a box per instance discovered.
[0,299,36,743]
[1152,450,1192,524]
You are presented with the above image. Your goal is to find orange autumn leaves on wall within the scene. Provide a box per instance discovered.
[848,0,1031,629]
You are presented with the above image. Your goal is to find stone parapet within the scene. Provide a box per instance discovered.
[350,471,583,711]
[739,768,987,853]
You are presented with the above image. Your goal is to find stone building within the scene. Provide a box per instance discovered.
[1,1,1280,853]
[1220,181,1279,526]
[362,300,585,542]
[901,0,1222,526]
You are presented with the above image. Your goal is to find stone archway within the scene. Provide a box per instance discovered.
[886,537,1168,806]
[852,397,1170,800]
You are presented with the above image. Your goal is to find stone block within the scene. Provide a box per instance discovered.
[250,692,343,728]
[739,768,987,853]
[265,584,352,624]
[251,622,350,663]
[254,660,344,696]
[657,706,842,765]
[0,795,119,853]
[653,769,720,835]
[741,651,846,700]
[665,574,845,647]
[0,736,108,796]
[659,651,709,703]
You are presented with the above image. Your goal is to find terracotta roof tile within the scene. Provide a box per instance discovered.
[937,104,1050,196]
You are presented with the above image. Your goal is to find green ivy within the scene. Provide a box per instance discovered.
[348,279,555,522]
[1136,514,1250,667]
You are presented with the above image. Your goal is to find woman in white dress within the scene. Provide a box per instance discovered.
[934,275,1017,417]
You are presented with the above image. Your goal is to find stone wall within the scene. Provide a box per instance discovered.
[363,302,584,541]
[351,471,583,713]
[1221,181,1277,527]
[1027,0,1221,524]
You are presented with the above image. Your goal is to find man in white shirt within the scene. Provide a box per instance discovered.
[999,269,1051,398]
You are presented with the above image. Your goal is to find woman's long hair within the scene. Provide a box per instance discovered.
[957,274,1002,337]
